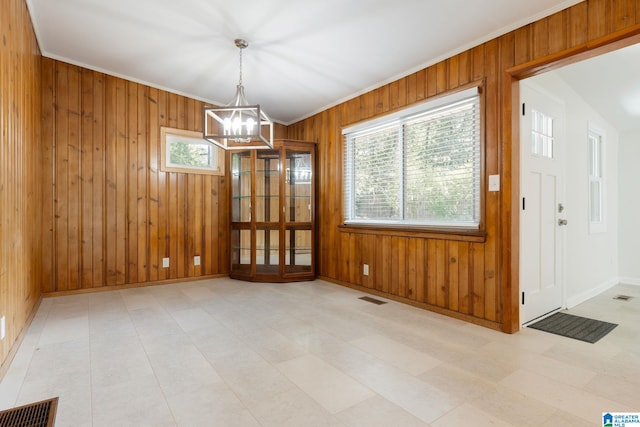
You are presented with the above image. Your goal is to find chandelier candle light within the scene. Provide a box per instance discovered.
[203,39,274,150]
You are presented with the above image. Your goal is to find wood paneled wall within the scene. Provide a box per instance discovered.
[287,0,640,332]
[0,0,42,369]
[40,61,225,292]
[40,59,287,293]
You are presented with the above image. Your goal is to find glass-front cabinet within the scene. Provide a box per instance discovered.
[230,140,315,282]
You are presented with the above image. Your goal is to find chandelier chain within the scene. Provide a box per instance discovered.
[238,47,243,86]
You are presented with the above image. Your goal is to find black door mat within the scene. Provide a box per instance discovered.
[528,312,617,343]
[0,397,58,427]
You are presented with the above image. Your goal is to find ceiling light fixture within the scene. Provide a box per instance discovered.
[203,38,273,150]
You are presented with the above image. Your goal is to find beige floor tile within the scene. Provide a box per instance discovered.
[248,387,344,427]
[432,403,517,427]
[540,410,595,427]
[90,335,155,387]
[91,374,175,427]
[479,340,598,387]
[52,392,93,427]
[0,332,41,408]
[237,326,308,364]
[165,383,260,427]
[368,375,460,424]
[1,279,639,426]
[469,384,556,427]
[418,363,497,402]
[500,369,632,422]
[449,348,518,383]
[168,306,218,333]
[178,283,218,301]
[335,395,428,427]
[218,360,297,406]
[277,354,375,414]
[120,288,160,311]
[89,315,138,338]
[129,306,185,338]
[583,372,640,408]
[37,315,89,346]
[350,334,442,375]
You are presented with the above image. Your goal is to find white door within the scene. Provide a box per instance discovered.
[520,81,566,325]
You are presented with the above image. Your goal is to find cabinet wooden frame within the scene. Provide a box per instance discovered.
[229,139,316,282]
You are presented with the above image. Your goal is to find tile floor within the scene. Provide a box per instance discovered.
[0,278,639,426]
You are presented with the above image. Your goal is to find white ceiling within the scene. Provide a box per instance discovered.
[554,42,640,132]
[26,0,588,125]
[25,1,640,130]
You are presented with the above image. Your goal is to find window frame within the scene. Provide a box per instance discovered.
[588,124,606,234]
[160,127,225,176]
[341,84,485,234]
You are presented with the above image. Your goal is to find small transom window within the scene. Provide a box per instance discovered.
[161,127,224,175]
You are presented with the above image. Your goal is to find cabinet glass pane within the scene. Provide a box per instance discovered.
[256,151,280,223]
[231,152,252,222]
[285,229,312,273]
[231,229,251,273]
[285,151,312,223]
[256,228,279,274]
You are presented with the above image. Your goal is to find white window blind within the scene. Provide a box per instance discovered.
[343,87,481,228]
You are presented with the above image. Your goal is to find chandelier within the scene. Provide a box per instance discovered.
[203,39,274,150]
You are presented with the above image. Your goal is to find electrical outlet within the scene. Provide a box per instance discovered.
[363,264,369,276]
[1,316,5,340]
[194,256,201,266]
[162,257,170,268]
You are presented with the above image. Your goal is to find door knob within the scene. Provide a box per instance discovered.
[558,219,568,226]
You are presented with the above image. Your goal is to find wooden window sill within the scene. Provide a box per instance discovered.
[338,224,486,243]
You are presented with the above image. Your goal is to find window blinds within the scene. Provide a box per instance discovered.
[343,88,481,228]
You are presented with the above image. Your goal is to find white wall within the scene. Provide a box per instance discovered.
[526,72,619,308]
[618,131,640,284]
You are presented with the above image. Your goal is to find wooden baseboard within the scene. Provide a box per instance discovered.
[317,275,505,333]
[42,274,228,298]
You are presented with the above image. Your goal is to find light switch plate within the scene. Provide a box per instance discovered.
[489,174,500,192]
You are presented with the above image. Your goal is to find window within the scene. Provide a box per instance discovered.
[161,127,224,175]
[588,127,605,233]
[531,109,554,158]
[343,87,481,228]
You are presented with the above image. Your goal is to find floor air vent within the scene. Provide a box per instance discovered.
[359,296,387,305]
[613,295,633,301]
[0,397,58,427]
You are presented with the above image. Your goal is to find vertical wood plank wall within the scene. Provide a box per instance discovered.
[40,59,288,293]
[40,60,232,292]
[0,0,42,369]
[287,0,640,331]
